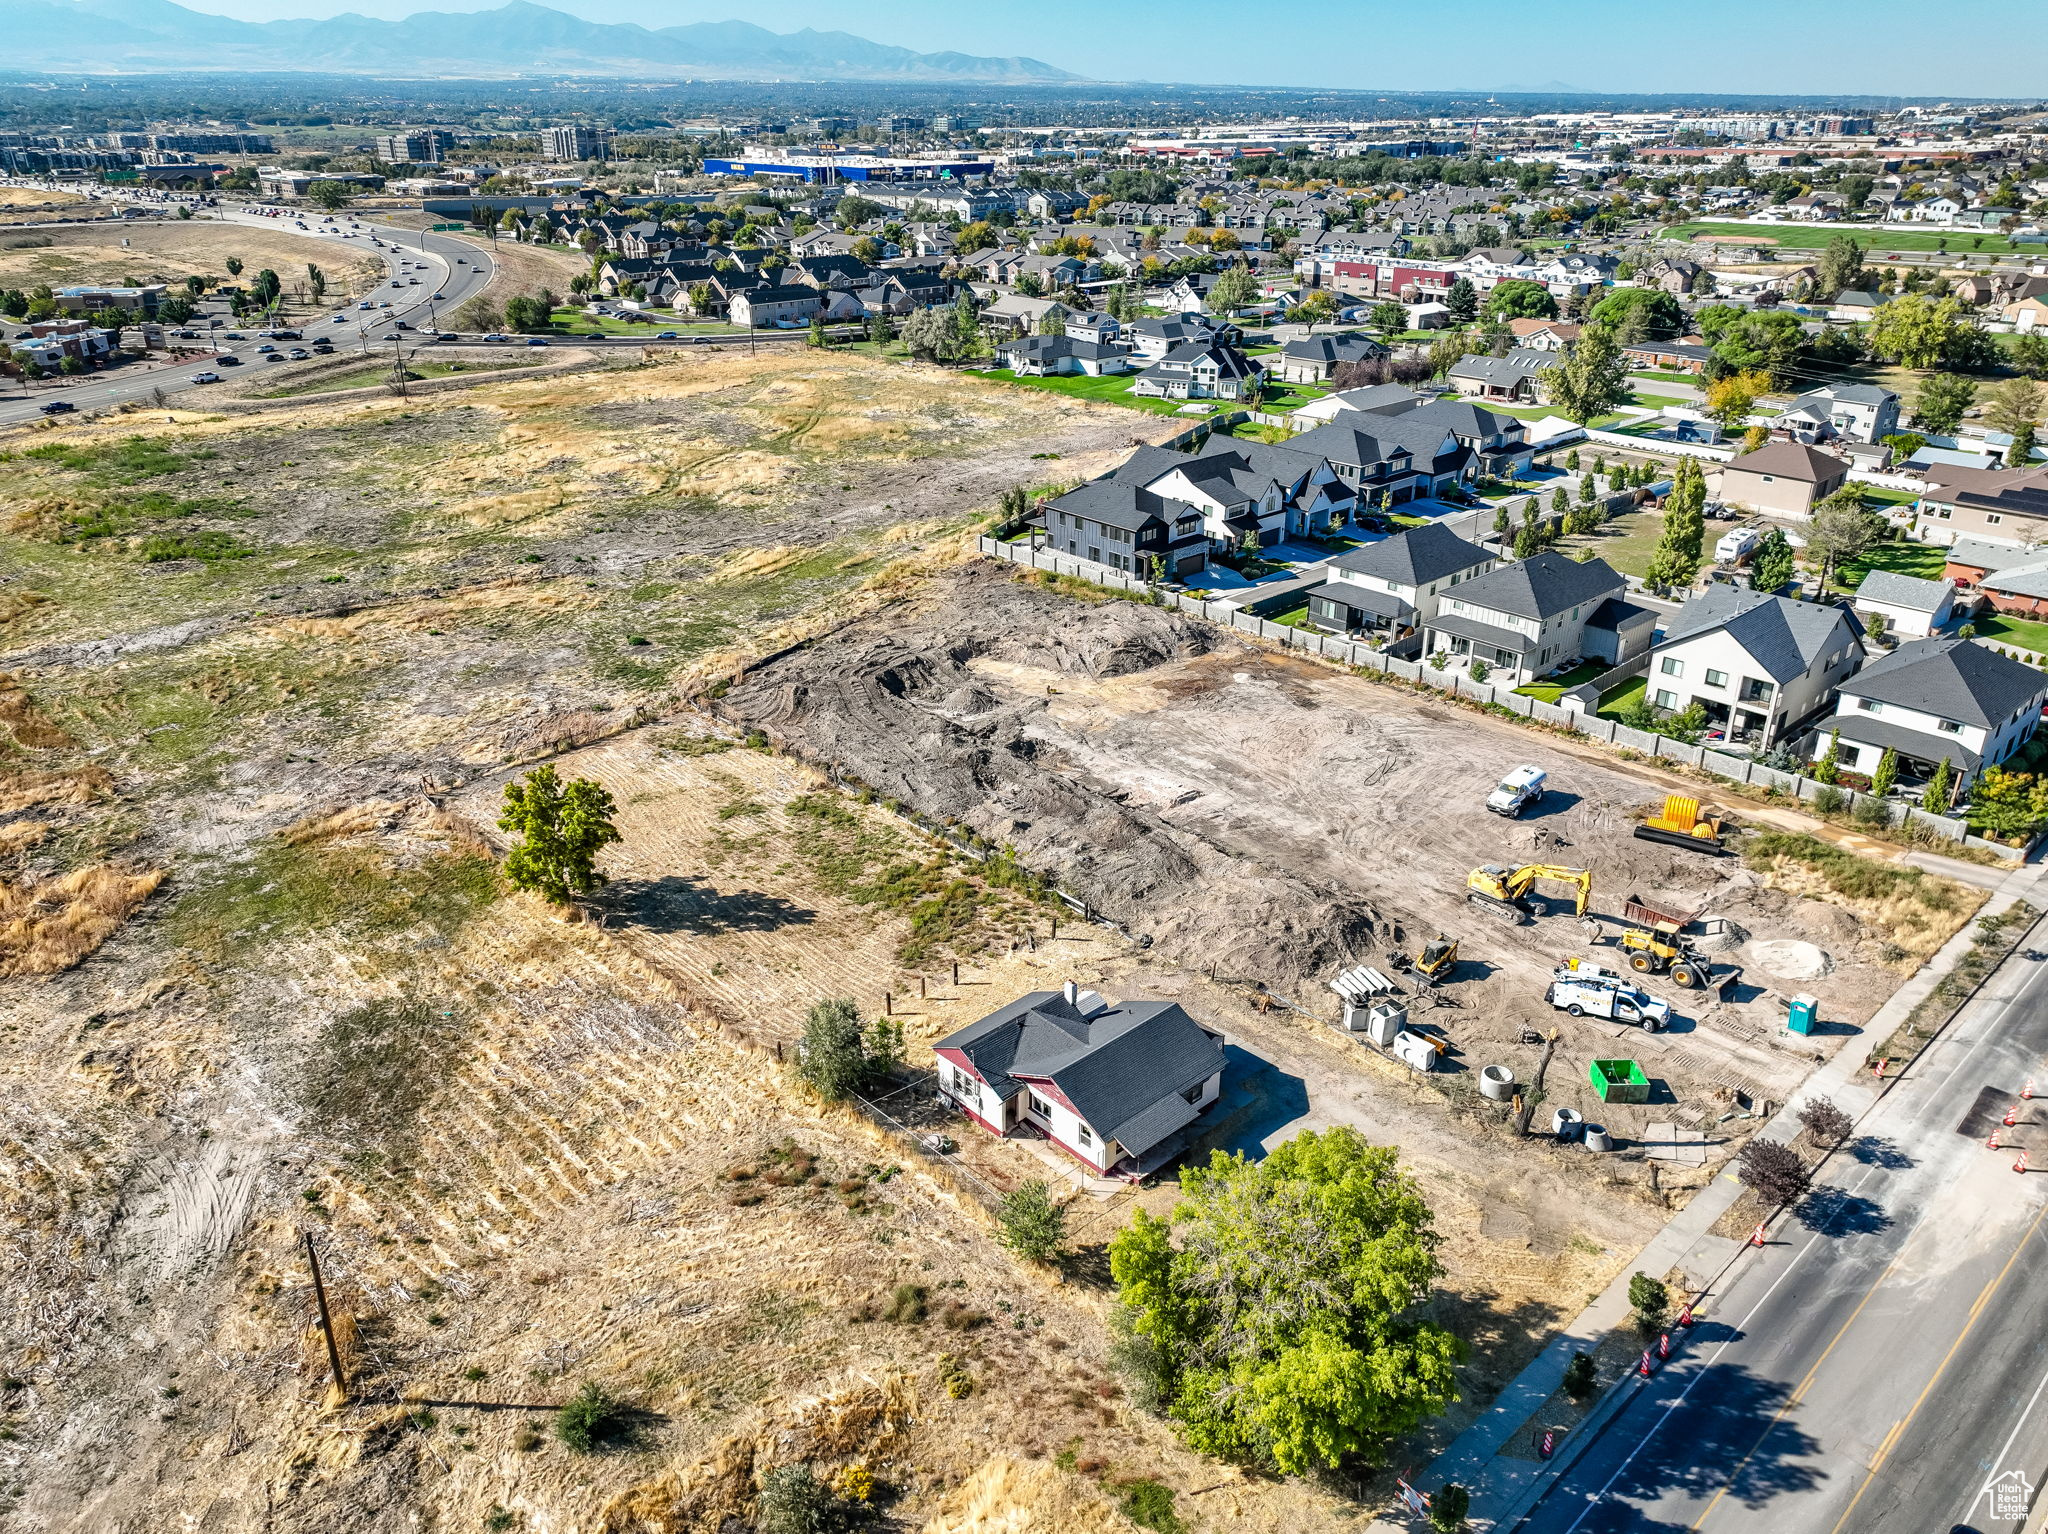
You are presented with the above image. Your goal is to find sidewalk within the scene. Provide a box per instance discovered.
[1377,850,2048,1532]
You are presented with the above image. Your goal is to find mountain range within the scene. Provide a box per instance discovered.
[0,0,1083,82]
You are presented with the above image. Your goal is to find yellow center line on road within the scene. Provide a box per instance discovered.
[1824,1198,2048,1534]
[1689,1257,1902,1529]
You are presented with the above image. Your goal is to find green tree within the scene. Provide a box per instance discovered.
[498,765,620,904]
[1912,372,1977,434]
[1108,1127,1460,1476]
[1628,1272,1669,1331]
[1882,431,1927,462]
[1985,378,2045,464]
[1207,264,1261,315]
[1703,307,1808,387]
[1969,769,2048,840]
[1551,484,1570,518]
[1579,475,1597,505]
[251,268,281,305]
[1483,278,1557,320]
[1927,756,1956,812]
[1645,456,1706,589]
[225,256,244,278]
[305,263,326,301]
[1870,746,1899,799]
[1806,486,1882,590]
[2011,332,2048,381]
[1444,276,1478,324]
[304,179,353,211]
[1370,300,1408,335]
[995,1180,1068,1262]
[792,997,890,1101]
[849,235,884,264]
[899,305,962,363]
[1815,233,1867,298]
[1494,503,1512,542]
[1292,289,1340,328]
[1705,369,1772,430]
[1814,729,1842,786]
[807,313,828,348]
[1542,324,1631,423]
[1867,294,1965,371]
[0,289,26,319]
[1588,286,1684,339]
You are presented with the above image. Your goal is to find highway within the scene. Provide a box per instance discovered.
[1518,925,2048,1534]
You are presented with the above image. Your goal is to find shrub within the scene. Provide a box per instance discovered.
[938,1351,974,1398]
[1628,1271,1668,1332]
[995,1180,1068,1261]
[1736,1137,1811,1207]
[1562,1351,1597,1400]
[1811,784,1847,816]
[1431,1483,1471,1533]
[554,1382,631,1453]
[1117,1478,1187,1534]
[1798,1097,1853,1147]
[882,1283,928,1324]
[756,1464,840,1534]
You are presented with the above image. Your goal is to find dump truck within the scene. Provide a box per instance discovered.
[1634,794,1727,856]
[1467,863,1592,924]
[1546,960,1671,1031]
[1486,764,1547,818]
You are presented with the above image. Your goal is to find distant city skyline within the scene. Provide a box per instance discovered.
[100,0,2048,98]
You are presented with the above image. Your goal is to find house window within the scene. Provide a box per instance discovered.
[1183,1081,1206,1104]
[950,1067,976,1099]
[1989,515,2004,526]
[1654,689,1677,708]
[1858,697,1881,712]
[1741,678,1775,703]
[1028,1092,1053,1120]
[1939,719,1963,733]
[1838,745,1862,769]
[1705,669,1728,688]
[1076,1124,1093,1148]
[1660,657,1684,677]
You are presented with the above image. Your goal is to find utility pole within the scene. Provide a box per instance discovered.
[304,1230,348,1403]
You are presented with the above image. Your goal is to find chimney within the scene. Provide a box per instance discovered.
[1064,979,1079,1007]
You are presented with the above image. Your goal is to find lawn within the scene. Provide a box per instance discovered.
[1631,369,1701,387]
[1259,382,1331,413]
[1553,507,1666,581]
[1596,674,1649,720]
[1514,659,1609,703]
[1663,221,2030,258]
[1833,539,1948,591]
[1628,393,1690,411]
[1973,614,2048,656]
[1481,401,1629,428]
[1269,600,1316,630]
[547,308,743,337]
[963,367,1211,417]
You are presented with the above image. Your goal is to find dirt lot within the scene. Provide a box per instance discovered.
[718,563,1972,1134]
[0,221,382,299]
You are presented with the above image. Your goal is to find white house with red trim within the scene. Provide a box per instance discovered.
[934,982,1226,1180]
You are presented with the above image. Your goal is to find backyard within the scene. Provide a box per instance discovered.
[1552,506,1667,580]
[1974,613,2048,655]
[1833,538,1949,592]
[1513,658,1609,703]
[963,365,1220,416]
[1663,220,2033,257]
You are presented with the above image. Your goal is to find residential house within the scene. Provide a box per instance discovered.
[1308,523,1496,639]
[1913,461,2048,548]
[1854,570,1958,638]
[1971,555,2048,617]
[1287,382,1425,427]
[1271,329,1389,384]
[1040,481,1209,577]
[993,333,1133,378]
[1774,383,1901,446]
[1620,341,1712,374]
[1718,442,1851,519]
[1807,637,2048,790]
[1828,290,1885,322]
[1159,272,1223,313]
[1505,318,1582,352]
[1401,399,1536,480]
[1125,314,1236,361]
[1422,551,1640,685]
[727,284,823,328]
[979,294,1077,338]
[1942,535,2038,591]
[1109,439,1350,545]
[1446,346,1551,404]
[783,254,874,291]
[1644,586,1865,746]
[1640,258,1704,295]
[934,982,1226,1179]
[1128,340,1261,403]
[1286,413,1461,503]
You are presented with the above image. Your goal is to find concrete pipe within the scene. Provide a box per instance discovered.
[1479,1064,1516,1102]
[1552,1107,1583,1140]
[1583,1124,1614,1152]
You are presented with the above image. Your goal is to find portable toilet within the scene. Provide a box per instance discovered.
[1786,993,1819,1036]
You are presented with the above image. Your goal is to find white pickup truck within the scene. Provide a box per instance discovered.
[1547,962,1672,1031]
[1486,764,1546,818]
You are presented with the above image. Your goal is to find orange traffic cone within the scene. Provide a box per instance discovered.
[1749,1221,1767,1248]
[2006,1104,2020,1127]
[1992,1129,2004,1150]
[1639,1349,1653,1379]
[2017,1150,2031,1175]
[2024,1079,2037,1100]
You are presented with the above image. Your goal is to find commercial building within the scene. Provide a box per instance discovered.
[374,130,448,164]
[701,152,994,185]
[542,124,612,163]
[148,132,274,155]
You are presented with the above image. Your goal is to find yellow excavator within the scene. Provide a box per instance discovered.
[1466,863,1593,925]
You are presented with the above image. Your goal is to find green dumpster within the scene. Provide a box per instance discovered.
[1590,1058,1650,1104]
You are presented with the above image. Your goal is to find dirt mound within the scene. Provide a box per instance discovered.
[722,567,1382,985]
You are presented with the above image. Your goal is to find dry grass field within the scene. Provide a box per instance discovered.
[0,220,382,297]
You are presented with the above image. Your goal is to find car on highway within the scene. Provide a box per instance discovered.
[224,331,246,339]
[263,353,286,363]
[526,337,551,346]
[378,301,391,308]
[310,343,333,354]
[286,347,310,359]
[332,315,349,324]
[432,291,445,299]
[409,277,421,285]
[393,320,412,330]
[481,333,509,342]
[436,332,457,341]
[255,344,276,353]
[358,302,372,310]
[39,400,76,414]
[190,371,222,383]
[217,354,242,366]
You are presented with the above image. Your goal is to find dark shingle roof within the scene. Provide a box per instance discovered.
[1280,330,1389,365]
[1655,586,1861,683]
[1401,398,1525,443]
[1726,441,1852,483]
[1840,637,2048,728]
[1045,480,1193,535]
[1328,522,1492,587]
[1443,550,1623,621]
[936,992,1224,1158]
[1812,712,1983,771]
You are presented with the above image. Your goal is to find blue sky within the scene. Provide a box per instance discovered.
[183,0,2048,96]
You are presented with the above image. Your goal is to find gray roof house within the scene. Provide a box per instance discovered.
[1272,329,1390,384]
[993,332,1133,378]
[1128,340,1261,404]
[1041,480,1211,579]
[1423,551,1642,684]
[934,983,1227,1178]
[1447,347,1553,404]
[1645,586,1865,746]
[1289,412,1471,501]
[1807,636,2048,788]
[1775,382,1901,447]
[1309,523,1496,637]
[1852,569,1957,638]
[1114,438,1350,544]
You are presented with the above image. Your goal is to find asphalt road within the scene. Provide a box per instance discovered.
[1518,923,2048,1534]
[0,197,499,424]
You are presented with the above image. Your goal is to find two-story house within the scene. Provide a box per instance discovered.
[993,332,1133,378]
[1128,340,1261,403]
[935,981,1227,1180]
[1644,586,1865,746]
[1718,441,1852,520]
[727,284,823,328]
[1774,383,1902,446]
[1287,411,1473,504]
[1446,347,1552,405]
[1125,314,1241,361]
[1399,399,1535,481]
[1806,637,2048,792]
[1308,523,1496,639]
[1913,461,2048,549]
[1110,440,1350,546]
[1271,329,1389,384]
[1040,480,1210,578]
[1423,551,1643,684]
